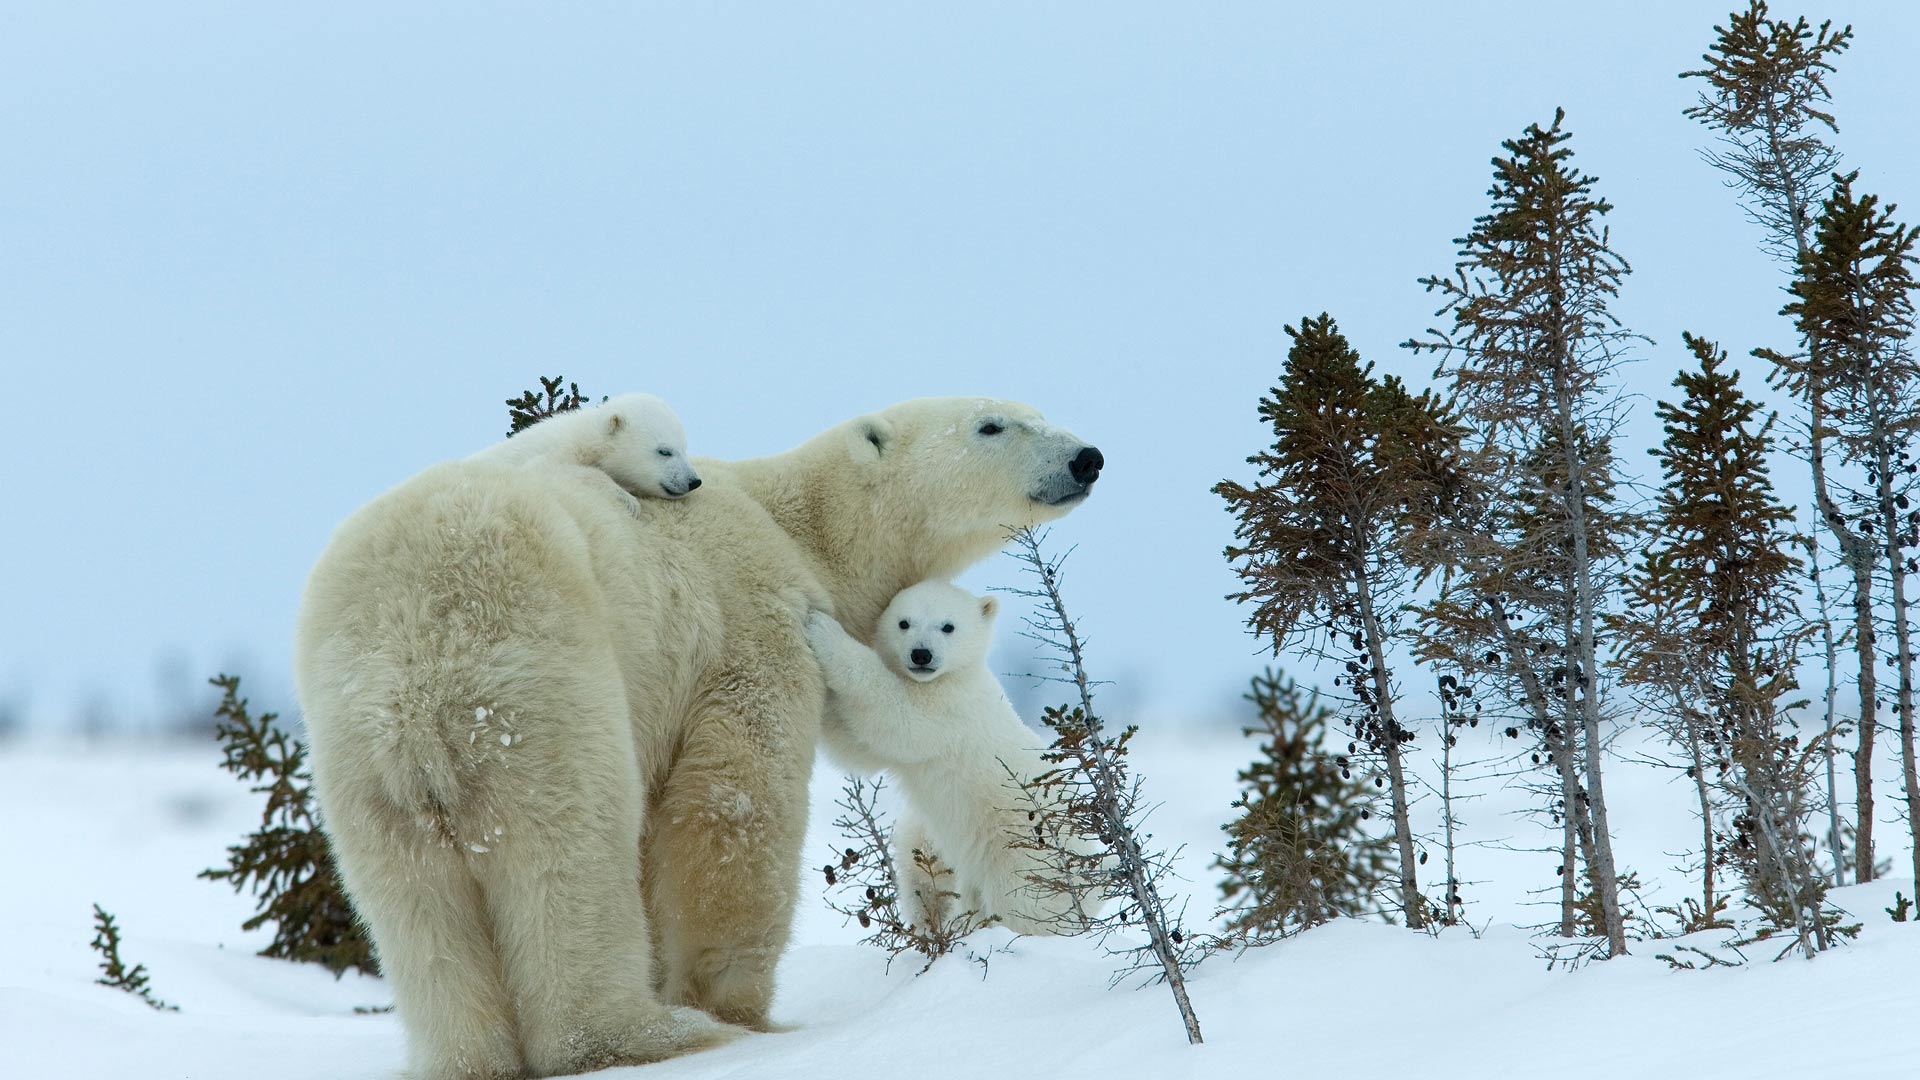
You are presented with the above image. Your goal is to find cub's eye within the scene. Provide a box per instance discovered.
[977,422,1003,436]
[941,623,954,634]
[657,448,674,457]
[898,620,910,630]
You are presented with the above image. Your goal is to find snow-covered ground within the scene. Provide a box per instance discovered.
[6,724,1919,1080]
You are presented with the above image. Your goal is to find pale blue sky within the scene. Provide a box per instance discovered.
[4,2,1918,731]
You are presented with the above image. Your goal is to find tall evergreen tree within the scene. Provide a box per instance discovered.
[1215,669,1391,937]
[1781,175,1920,900]
[1681,1,1879,882]
[1406,110,1638,957]
[1218,313,1463,929]
[1615,335,1847,954]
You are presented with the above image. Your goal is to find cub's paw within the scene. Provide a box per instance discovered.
[804,610,855,658]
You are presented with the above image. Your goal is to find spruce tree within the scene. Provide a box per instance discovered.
[1782,175,1920,899]
[1215,669,1391,937]
[1681,2,1880,883]
[200,675,375,977]
[1406,110,1639,957]
[1217,312,1463,929]
[1615,335,1848,954]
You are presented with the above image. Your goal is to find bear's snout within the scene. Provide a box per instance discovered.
[910,648,934,667]
[1069,446,1104,486]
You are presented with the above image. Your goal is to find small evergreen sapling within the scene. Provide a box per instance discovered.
[90,904,176,1011]
[1006,527,1203,1045]
[1215,668,1389,938]
[200,675,374,977]
[1406,110,1641,958]
[1216,312,1465,930]
[818,774,983,970]
[504,375,597,437]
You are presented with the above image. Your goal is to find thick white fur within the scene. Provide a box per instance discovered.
[295,398,1099,1079]
[806,581,1102,936]
[469,392,701,499]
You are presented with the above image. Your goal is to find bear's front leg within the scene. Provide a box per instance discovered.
[644,622,823,1031]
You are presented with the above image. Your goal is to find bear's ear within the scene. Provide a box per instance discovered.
[847,414,895,462]
[980,595,1000,621]
[605,412,626,437]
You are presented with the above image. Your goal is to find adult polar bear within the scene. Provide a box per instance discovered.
[294,397,1103,1080]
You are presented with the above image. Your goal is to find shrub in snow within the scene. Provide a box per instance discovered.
[90,903,175,1011]
[200,674,374,977]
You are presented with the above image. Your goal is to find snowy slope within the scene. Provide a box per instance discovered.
[6,732,1918,1080]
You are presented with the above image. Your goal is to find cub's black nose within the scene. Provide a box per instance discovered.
[1069,446,1105,485]
[910,648,933,666]
[686,477,702,491]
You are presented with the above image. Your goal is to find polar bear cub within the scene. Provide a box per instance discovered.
[471,392,702,499]
[806,580,1099,936]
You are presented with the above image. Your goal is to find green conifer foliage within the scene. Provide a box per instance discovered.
[1215,669,1390,938]
[200,675,375,977]
[1616,336,1852,955]
[1217,312,1463,929]
[1781,174,1920,901]
[504,375,594,437]
[1407,110,1640,958]
[1682,1,1878,886]
[90,904,177,1011]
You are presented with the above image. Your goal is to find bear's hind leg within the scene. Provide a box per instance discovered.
[646,663,817,1030]
[324,797,523,1080]
[470,671,741,1076]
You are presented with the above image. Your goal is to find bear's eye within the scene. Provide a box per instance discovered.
[977,422,1003,436]
[898,620,910,630]
[941,623,954,634]
[657,447,674,458]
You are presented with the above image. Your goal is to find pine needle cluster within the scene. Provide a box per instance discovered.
[504,375,596,437]
[200,675,374,977]
[1214,669,1389,938]
[90,904,176,1011]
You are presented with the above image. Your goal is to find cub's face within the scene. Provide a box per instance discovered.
[845,397,1104,542]
[602,395,702,499]
[873,580,1000,683]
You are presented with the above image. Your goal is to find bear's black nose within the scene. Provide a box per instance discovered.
[1070,446,1104,485]
[910,648,933,667]
[686,477,702,491]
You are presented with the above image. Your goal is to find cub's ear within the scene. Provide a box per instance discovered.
[980,596,1000,621]
[847,414,895,461]
[605,412,626,437]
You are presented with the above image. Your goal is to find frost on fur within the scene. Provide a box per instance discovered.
[199,674,374,977]
[819,775,987,971]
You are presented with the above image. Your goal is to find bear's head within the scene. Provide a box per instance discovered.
[837,397,1103,565]
[872,580,999,683]
[595,393,702,500]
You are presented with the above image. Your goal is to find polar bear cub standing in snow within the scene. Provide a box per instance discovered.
[806,580,1100,936]
[470,392,702,499]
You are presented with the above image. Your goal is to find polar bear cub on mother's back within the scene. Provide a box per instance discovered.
[471,391,702,499]
[806,580,1102,936]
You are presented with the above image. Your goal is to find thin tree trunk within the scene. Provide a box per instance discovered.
[1871,394,1920,901]
[1763,106,1879,884]
[1684,718,1717,917]
[1436,675,1460,927]
[1357,570,1422,928]
[1553,380,1628,957]
[1487,597,1596,936]
[1808,534,1848,887]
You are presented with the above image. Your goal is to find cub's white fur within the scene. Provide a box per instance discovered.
[806,580,1099,935]
[471,391,701,499]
